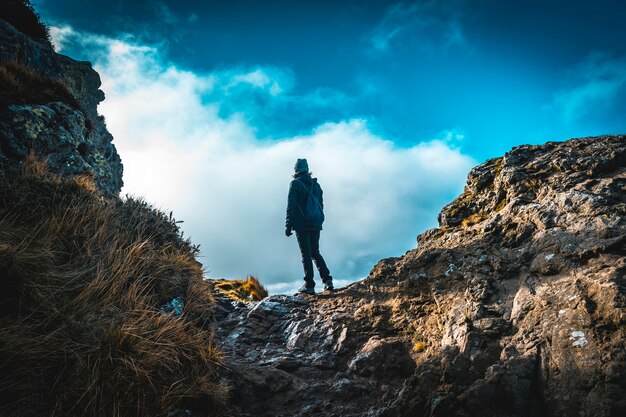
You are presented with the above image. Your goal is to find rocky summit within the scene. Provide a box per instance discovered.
[1,5,625,417]
[211,135,625,417]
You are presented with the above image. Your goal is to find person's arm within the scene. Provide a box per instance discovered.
[285,180,297,234]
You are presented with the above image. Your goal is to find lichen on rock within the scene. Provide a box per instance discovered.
[0,19,122,195]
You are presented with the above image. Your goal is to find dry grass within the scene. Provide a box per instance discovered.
[0,61,80,111]
[460,212,488,227]
[0,158,227,417]
[214,276,268,302]
[413,341,427,353]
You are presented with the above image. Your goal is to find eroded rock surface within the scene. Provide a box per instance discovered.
[211,290,417,417]
[212,135,625,417]
[0,20,122,195]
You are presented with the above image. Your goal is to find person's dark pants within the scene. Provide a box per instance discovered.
[295,230,331,287]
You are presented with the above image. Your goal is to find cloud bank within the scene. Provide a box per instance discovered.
[51,26,475,294]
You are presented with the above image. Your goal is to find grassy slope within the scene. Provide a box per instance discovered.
[0,157,227,417]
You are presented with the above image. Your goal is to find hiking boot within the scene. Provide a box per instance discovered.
[323,280,334,292]
[298,284,315,295]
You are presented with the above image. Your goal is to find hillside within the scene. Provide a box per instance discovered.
[1,3,625,417]
[1,4,225,416]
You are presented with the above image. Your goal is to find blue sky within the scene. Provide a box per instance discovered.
[33,0,626,293]
[37,0,626,158]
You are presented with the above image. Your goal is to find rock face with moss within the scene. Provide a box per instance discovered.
[213,135,626,417]
[0,18,122,195]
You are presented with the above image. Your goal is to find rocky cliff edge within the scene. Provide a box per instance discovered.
[0,19,122,195]
[212,135,625,417]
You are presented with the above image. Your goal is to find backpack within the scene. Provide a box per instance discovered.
[299,180,324,227]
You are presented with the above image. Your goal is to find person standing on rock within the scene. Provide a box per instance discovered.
[285,158,334,294]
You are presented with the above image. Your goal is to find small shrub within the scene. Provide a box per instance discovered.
[0,61,80,111]
[0,0,51,44]
[214,276,269,302]
[413,341,426,353]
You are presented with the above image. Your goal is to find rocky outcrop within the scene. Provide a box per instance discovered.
[0,19,122,195]
[2,8,623,416]
[213,135,625,417]
[212,291,417,417]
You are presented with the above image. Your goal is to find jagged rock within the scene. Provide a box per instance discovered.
[348,336,415,378]
[0,102,121,191]
[212,135,626,417]
[0,20,122,195]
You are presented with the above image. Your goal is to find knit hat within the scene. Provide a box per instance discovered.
[294,158,309,173]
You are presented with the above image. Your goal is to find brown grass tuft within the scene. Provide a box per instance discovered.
[0,61,81,111]
[460,212,488,227]
[21,151,49,177]
[412,341,427,353]
[0,161,227,416]
[74,172,98,192]
[214,276,269,302]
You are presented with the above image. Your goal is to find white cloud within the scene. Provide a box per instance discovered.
[552,53,626,123]
[54,26,475,295]
[227,68,286,96]
[49,25,73,51]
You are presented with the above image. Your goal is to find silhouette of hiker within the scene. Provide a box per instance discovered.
[285,158,333,294]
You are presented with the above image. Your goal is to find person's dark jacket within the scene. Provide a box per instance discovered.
[285,173,324,232]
